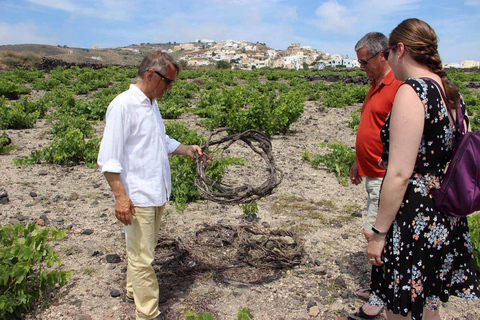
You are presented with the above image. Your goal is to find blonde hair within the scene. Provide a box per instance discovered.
[389,18,460,108]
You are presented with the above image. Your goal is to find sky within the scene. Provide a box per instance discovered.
[0,0,479,63]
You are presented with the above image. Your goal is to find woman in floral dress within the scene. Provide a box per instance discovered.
[366,18,479,320]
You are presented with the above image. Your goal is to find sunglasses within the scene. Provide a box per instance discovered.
[358,51,381,65]
[154,70,175,86]
[382,44,398,60]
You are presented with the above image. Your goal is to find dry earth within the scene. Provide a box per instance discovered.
[1,99,480,320]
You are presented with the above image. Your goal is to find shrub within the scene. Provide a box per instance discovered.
[241,202,258,219]
[184,308,254,320]
[158,80,201,119]
[0,97,39,130]
[468,212,480,273]
[195,85,305,136]
[13,128,100,167]
[347,107,362,132]
[0,223,72,319]
[159,101,183,119]
[302,142,356,186]
[0,81,31,98]
[323,82,368,108]
[216,60,231,70]
[0,131,16,154]
[48,115,95,139]
[13,96,50,119]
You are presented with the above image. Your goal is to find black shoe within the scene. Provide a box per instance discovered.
[152,314,166,320]
[125,295,135,304]
[158,294,168,304]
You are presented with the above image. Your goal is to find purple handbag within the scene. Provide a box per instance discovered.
[426,78,480,217]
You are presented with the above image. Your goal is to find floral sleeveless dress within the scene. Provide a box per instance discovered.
[369,78,479,319]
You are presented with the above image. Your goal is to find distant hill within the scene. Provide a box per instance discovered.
[0,41,328,70]
[0,43,165,68]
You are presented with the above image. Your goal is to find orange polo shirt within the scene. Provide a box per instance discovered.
[356,70,402,177]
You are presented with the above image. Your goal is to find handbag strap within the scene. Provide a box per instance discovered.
[420,77,466,135]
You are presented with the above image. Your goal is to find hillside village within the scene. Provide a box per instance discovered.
[1,39,479,71]
[117,39,480,70]
[118,39,361,70]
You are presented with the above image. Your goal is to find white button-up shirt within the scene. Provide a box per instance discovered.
[97,84,181,207]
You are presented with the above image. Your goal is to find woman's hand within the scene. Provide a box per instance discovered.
[367,234,386,266]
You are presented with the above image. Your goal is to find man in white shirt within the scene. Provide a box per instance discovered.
[98,51,202,320]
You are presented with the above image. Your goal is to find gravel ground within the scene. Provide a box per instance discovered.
[1,99,479,320]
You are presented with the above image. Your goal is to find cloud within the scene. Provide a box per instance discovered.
[143,11,296,50]
[314,0,357,33]
[428,16,480,62]
[465,0,480,5]
[132,0,298,49]
[312,0,420,34]
[153,15,230,43]
[198,0,297,24]
[27,0,76,12]
[0,22,57,45]
[26,0,134,21]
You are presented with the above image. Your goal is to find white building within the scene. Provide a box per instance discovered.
[195,39,215,43]
[461,60,480,68]
[343,58,360,68]
[187,58,210,67]
[443,62,461,68]
[283,56,303,70]
[323,57,360,68]
[266,50,277,58]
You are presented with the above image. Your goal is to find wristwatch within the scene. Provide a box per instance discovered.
[372,227,387,236]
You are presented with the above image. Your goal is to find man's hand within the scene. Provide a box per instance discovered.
[377,158,388,170]
[173,144,203,160]
[103,172,136,225]
[114,194,136,225]
[349,160,362,185]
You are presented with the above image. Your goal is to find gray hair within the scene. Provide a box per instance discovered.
[355,32,388,55]
[137,51,181,78]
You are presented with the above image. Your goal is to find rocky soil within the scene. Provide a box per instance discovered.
[1,100,479,320]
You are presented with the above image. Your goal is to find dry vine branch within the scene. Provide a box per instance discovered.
[236,226,304,269]
[192,224,304,269]
[195,128,283,204]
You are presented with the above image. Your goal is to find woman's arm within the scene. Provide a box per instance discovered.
[367,84,425,266]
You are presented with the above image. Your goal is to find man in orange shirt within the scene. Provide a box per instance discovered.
[348,32,402,320]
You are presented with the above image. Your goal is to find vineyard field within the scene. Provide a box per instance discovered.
[1,66,479,319]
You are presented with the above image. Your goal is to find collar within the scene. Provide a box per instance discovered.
[129,84,151,104]
[381,70,396,86]
[370,70,395,93]
[372,69,395,87]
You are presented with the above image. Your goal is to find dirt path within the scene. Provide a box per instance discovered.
[1,101,479,320]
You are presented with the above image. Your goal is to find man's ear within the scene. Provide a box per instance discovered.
[380,51,388,61]
[145,69,154,82]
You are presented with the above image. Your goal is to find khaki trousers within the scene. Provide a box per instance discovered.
[364,177,382,233]
[125,205,165,320]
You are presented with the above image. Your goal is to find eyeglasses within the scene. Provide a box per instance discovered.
[153,70,175,86]
[382,44,398,60]
[357,51,381,65]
